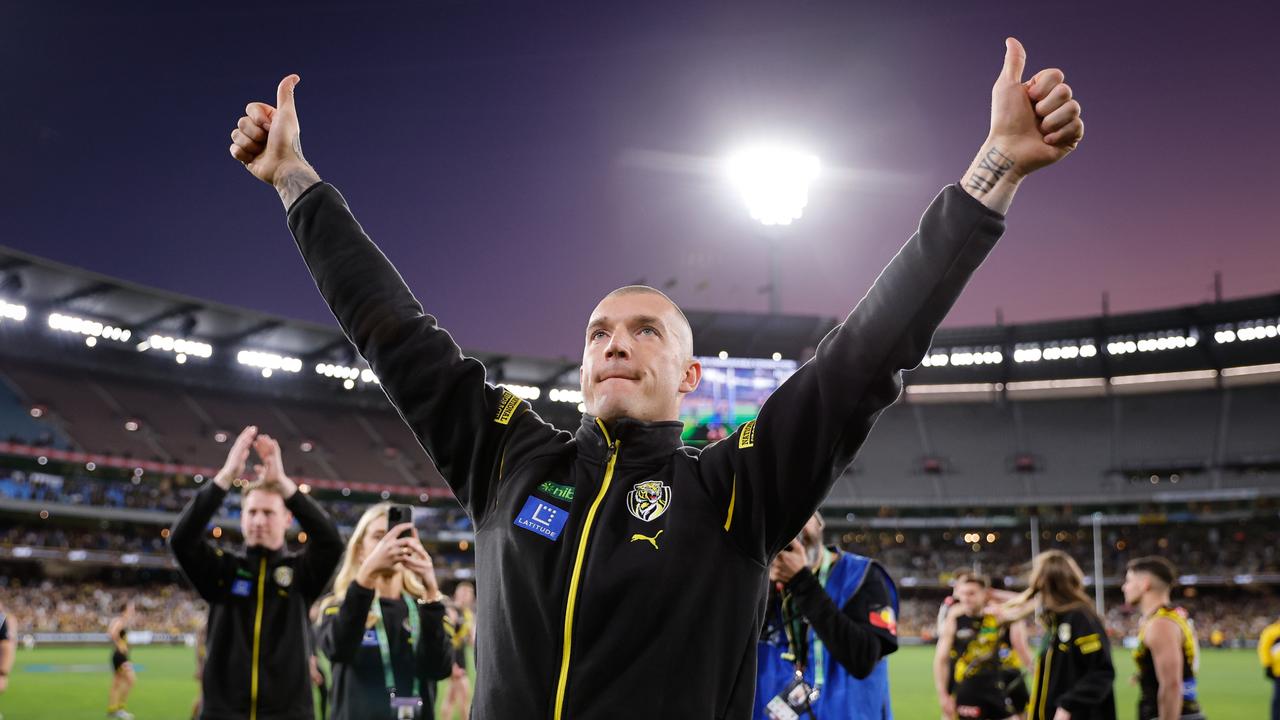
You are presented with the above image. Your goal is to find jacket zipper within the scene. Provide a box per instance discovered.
[552,419,620,720]
[250,556,267,720]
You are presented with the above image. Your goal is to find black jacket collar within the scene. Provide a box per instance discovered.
[245,543,287,562]
[575,414,684,465]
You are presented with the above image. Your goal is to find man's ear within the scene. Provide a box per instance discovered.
[679,359,702,394]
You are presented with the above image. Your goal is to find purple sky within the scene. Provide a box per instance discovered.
[3,1,1278,359]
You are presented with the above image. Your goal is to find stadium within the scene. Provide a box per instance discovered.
[1,239,1276,717]
[7,3,1280,719]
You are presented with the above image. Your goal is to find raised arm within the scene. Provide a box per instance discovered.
[169,426,255,600]
[252,435,343,600]
[228,77,538,519]
[316,586,375,664]
[706,38,1085,557]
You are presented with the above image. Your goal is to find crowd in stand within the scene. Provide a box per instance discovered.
[842,517,1280,584]
[0,580,204,635]
[0,464,475,533]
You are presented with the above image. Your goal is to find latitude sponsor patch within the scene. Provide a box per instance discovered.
[513,495,568,541]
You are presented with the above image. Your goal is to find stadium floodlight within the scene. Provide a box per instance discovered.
[0,298,27,322]
[727,146,820,227]
[1109,329,1198,356]
[946,347,1003,366]
[47,312,132,344]
[136,333,213,361]
[315,362,380,386]
[549,388,584,404]
[727,145,820,314]
[1221,318,1280,343]
[920,351,950,367]
[500,383,541,401]
[237,349,303,376]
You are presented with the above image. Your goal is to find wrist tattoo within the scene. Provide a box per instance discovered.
[276,163,321,209]
[964,146,1015,195]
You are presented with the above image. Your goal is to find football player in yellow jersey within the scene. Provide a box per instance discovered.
[1260,617,1280,720]
[1121,557,1204,720]
[935,572,1032,719]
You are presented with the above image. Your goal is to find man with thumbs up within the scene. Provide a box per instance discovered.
[229,37,1082,719]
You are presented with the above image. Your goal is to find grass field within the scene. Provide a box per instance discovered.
[0,644,1269,718]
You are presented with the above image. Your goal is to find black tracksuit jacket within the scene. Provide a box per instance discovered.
[285,180,1005,719]
[317,582,453,720]
[170,484,344,720]
[1027,607,1117,720]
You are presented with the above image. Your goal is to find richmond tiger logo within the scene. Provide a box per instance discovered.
[626,480,672,522]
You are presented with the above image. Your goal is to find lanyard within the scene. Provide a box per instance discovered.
[780,548,834,691]
[371,592,420,700]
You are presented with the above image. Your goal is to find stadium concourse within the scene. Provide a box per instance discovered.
[2,246,1280,715]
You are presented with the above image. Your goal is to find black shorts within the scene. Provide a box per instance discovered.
[112,650,130,671]
[955,670,1026,720]
[452,645,469,670]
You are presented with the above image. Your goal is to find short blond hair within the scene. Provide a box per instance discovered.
[242,478,287,501]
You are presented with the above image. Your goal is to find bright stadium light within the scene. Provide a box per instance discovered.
[500,383,541,401]
[1220,319,1279,343]
[47,312,132,344]
[237,349,302,374]
[727,146,820,227]
[315,362,380,386]
[549,388,584,404]
[136,333,213,361]
[1109,329,1199,355]
[0,298,27,322]
[920,351,950,367]
[728,145,820,315]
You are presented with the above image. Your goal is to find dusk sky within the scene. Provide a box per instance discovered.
[4,1,1278,359]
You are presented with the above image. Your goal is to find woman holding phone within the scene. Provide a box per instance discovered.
[318,503,453,720]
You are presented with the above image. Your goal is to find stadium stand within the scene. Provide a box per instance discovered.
[1,244,1278,652]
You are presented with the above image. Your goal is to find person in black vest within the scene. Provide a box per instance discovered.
[1121,557,1205,720]
[317,503,452,720]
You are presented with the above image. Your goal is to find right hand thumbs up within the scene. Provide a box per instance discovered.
[230,74,311,187]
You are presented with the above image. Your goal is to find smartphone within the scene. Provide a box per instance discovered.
[387,504,414,538]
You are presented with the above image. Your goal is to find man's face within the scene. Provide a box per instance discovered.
[955,580,987,615]
[241,490,291,550]
[1121,569,1147,605]
[580,292,700,423]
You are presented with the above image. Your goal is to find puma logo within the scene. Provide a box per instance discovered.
[630,530,663,550]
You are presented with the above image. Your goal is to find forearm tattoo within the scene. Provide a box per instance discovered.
[964,146,1015,195]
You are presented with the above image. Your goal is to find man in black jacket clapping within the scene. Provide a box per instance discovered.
[170,426,344,720]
